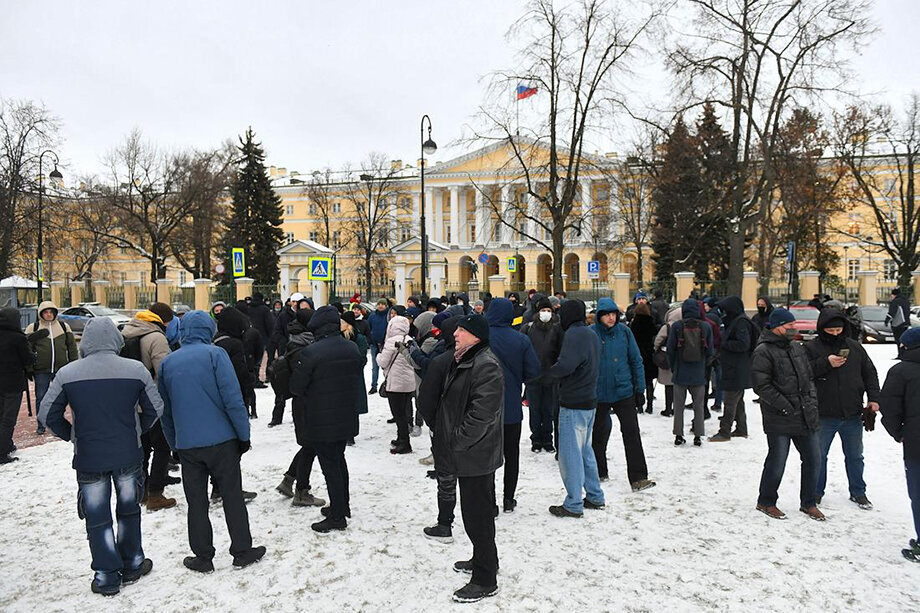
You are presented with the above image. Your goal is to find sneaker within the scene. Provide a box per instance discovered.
[503,498,517,513]
[410,425,422,437]
[531,444,542,453]
[423,523,454,543]
[292,489,326,507]
[708,433,732,442]
[419,454,435,466]
[321,506,352,518]
[453,559,473,574]
[121,558,153,585]
[452,582,499,603]
[232,546,266,568]
[674,435,686,446]
[276,475,295,498]
[369,386,377,395]
[850,495,873,510]
[800,506,826,521]
[630,479,657,492]
[183,556,215,573]
[242,490,257,502]
[583,498,606,510]
[549,505,583,518]
[267,421,281,428]
[693,436,702,446]
[386,417,396,424]
[0,455,20,465]
[145,493,177,512]
[390,444,412,454]
[312,517,347,533]
[902,548,920,563]
[543,443,555,453]
[730,430,749,438]
[756,504,787,520]
[90,579,119,596]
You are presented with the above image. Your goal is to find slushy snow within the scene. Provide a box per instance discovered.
[1,344,917,611]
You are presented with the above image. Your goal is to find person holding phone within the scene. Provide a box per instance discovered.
[805,308,880,511]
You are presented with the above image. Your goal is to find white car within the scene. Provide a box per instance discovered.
[58,303,131,335]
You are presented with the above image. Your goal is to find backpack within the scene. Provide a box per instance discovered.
[120,331,158,373]
[267,345,306,399]
[678,319,706,363]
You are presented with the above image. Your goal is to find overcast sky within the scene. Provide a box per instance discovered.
[2,0,917,181]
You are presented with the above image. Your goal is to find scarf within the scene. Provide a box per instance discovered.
[454,339,480,362]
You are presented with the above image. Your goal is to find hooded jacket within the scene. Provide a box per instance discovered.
[367,307,389,347]
[548,299,600,409]
[157,311,250,450]
[485,298,541,423]
[751,328,819,435]
[666,298,714,387]
[214,307,255,398]
[121,311,171,377]
[628,306,659,382]
[804,309,880,420]
[717,296,755,391]
[591,298,643,404]
[0,308,34,393]
[290,306,363,443]
[751,296,774,331]
[520,298,564,385]
[654,306,682,385]
[880,346,920,460]
[39,317,163,472]
[25,300,78,374]
[247,297,275,341]
[376,316,417,393]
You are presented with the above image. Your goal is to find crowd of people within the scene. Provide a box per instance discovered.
[0,286,918,603]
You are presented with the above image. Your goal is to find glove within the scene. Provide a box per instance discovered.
[238,439,251,455]
[635,392,646,408]
[861,407,876,432]
[28,329,49,343]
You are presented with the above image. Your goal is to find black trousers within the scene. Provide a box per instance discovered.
[142,421,171,494]
[593,399,649,483]
[314,440,350,520]
[458,473,499,587]
[387,392,412,445]
[436,471,458,526]
[179,439,252,559]
[272,394,287,424]
[503,422,521,501]
[0,391,22,456]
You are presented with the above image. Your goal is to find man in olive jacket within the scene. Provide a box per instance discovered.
[751,308,823,521]
[438,314,504,604]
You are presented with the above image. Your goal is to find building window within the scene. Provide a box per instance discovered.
[847,259,859,281]
[400,225,411,242]
[179,271,187,285]
[285,232,295,244]
[309,231,319,243]
[119,271,127,284]
[470,223,476,243]
[333,202,341,214]
[309,203,317,215]
[285,205,294,215]
[596,187,609,202]
[884,259,897,281]
[332,231,341,248]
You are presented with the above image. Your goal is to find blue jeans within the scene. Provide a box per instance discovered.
[817,417,866,499]
[905,453,920,541]
[34,372,53,424]
[758,431,820,508]
[370,343,381,388]
[76,463,145,588]
[557,407,604,513]
[712,362,723,408]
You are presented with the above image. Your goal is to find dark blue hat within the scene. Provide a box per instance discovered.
[900,326,920,349]
[767,307,796,329]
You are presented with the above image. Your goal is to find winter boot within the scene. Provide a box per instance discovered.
[630,479,656,492]
[549,505,583,518]
[390,443,412,454]
[800,506,826,521]
[849,495,873,510]
[292,489,326,507]
[276,475,295,498]
[756,504,787,520]
[146,493,177,512]
[321,505,352,518]
[583,498,606,510]
[312,517,347,533]
[423,523,454,543]
[452,582,499,603]
[183,556,215,573]
[232,546,266,569]
[121,558,153,585]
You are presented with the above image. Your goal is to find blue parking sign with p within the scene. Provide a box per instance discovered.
[308,256,332,281]
[232,248,246,277]
[588,260,600,274]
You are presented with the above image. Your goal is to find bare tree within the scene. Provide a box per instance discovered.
[342,153,411,297]
[0,97,61,278]
[304,167,340,247]
[834,98,920,288]
[468,0,658,293]
[666,0,872,294]
[46,178,116,283]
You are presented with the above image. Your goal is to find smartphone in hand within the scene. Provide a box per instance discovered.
[839,348,850,358]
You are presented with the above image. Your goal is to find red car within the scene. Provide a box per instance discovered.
[788,306,820,341]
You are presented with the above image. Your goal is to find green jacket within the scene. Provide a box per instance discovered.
[25,301,78,374]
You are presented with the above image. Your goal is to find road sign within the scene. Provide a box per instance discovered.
[507,257,517,273]
[215,263,225,275]
[308,256,333,281]
[231,248,246,277]
[478,252,489,265]
[587,260,600,279]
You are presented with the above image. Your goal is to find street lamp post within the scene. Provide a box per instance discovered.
[419,115,437,299]
[36,150,62,305]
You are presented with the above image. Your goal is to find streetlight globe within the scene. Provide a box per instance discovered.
[49,166,63,180]
[422,139,438,156]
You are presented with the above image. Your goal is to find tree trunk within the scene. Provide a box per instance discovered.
[635,244,644,288]
[552,223,565,294]
[365,252,373,299]
[727,225,745,296]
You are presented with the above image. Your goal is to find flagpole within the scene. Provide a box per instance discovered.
[515,91,520,136]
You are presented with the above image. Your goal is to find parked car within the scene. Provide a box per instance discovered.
[788,306,820,341]
[858,305,895,343]
[58,303,131,335]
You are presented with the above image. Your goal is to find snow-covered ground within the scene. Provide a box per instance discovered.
[1,344,917,611]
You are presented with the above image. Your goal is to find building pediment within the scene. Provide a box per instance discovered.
[391,236,448,253]
[277,239,334,256]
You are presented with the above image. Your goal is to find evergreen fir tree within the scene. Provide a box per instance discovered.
[219,127,284,286]
[695,103,734,281]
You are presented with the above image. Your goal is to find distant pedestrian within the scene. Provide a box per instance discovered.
[367,298,390,394]
[521,297,563,453]
[0,308,35,464]
[667,298,714,446]
[887,287,911,348]
[377,314,417,454]
[26,300,78,434]
[709,297,756,442]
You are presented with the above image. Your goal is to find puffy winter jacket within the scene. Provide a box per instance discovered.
[367,308,389,347]
[666,299,714,387]
[376,316,416,393]
[521,314,564,386]
[157,311,250,450]
[592,299,643,404]
[247,299,275,341]
[417,318,460,471]
[751,329,819,435]
[213,306,254,399]
[654,306,681,385]
[39,317,163,472]
[717,296,755,391]
[25,300,78,374]
[0,307,33,393]
[485,298,541,423]
[629,311,659,382]
[880,346,920,461]
[804,309,880,420]
[121,313,171,377]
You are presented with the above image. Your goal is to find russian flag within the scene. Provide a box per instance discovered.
[516,85,538,100]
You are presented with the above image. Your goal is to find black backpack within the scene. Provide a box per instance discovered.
[268,345,306,399]
[120,331,158,373]
[678,319,706,363]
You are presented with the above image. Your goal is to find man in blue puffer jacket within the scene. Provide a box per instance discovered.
[157,310,265,573]
[485,297,540,513]
[367,298,390,393]
[591,298,655,492]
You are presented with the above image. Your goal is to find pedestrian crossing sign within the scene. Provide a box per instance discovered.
[507,257,517,273]
[231,248,246,277]
[308,256,333,281]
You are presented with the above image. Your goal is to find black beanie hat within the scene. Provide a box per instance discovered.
[457,314,489,342]
[559,299,586,331]
[149,302,175,324]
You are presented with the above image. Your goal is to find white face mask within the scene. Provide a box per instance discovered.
[539,311,552,323]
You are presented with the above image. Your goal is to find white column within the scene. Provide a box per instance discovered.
[311,279,328,308]
[430,262,446,298]
[424,189,434,243]
[526,186,539,241]
[280,264,291,298]
[580,179,593,243]
[458,188,469,247]
[449,186,460,247]
[475,187,488,246]
[412,192,421,235]
[395,262,407,305]
[436,189,445,244]
[500,184,512,245]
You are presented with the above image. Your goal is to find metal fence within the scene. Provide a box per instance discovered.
[136,287,156,309]
[209,285,235,306]
[107,286,125,309]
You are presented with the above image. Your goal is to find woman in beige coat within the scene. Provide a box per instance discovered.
[376,315,416,454]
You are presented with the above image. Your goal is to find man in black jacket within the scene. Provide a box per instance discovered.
[880,327,920,562]
[710,297,755,441]
[521,297,563,453]
[887,287,911,347]
[289,306,364,534]
[805,309,880,510]
[751,308,823,521]
[247,292,274,376]
[437,314,504,603]
[0,308,35,464]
